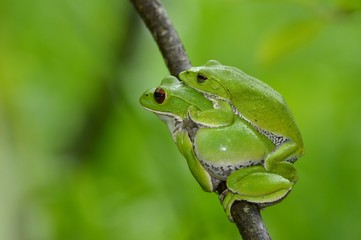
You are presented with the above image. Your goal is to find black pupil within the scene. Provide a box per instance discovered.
[197,73,208,83]
[154,87,166,103]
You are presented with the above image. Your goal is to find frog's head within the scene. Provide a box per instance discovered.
[178,60,231,99]
[139,76,212,120]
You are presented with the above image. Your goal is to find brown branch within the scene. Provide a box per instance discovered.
[232,202,271,239]
[129,0,191,76]
[216,182,271,239]
[130,0,271,239]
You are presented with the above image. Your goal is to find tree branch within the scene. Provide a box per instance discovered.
[130,0,271,239]
[232,202,271,240]
[130,0,191,76]
[216,182,271,240]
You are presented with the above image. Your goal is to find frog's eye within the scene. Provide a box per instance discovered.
[154,87,166,104]
[197,73,208,83]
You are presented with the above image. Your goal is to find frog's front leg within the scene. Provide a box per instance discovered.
[175,130,220,192]
[188,99,234,127]
[222,166,293,222]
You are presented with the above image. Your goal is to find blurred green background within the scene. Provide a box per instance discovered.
[1,0,361,239]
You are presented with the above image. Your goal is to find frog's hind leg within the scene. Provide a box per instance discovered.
[222,170,293,222]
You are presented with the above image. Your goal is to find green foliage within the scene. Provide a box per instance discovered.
[1,0,361,239]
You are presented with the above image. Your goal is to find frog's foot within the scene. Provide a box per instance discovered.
[269,162,298,183]
[218,188,229,203]
[187,101,234,127]
[222,172,293,222]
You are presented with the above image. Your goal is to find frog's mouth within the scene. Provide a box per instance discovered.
[142,106,200,142]
[155,112,200,142]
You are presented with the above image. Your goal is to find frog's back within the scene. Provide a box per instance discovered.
[222,66,303,146]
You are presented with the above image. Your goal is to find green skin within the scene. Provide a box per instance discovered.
[179,60,304,177]
[140,76,296,221]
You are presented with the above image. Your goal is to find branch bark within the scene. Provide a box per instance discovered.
[216,182,271,240]
[130,0,271,239]
[232,202,271,239]
[130,0,191,76]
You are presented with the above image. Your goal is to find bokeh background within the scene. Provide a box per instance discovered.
[1,0,361,239]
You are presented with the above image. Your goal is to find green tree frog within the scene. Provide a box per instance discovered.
[140,76,296,221]
[179,60,304,178]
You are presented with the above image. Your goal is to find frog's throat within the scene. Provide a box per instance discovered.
[144,108,182,137]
